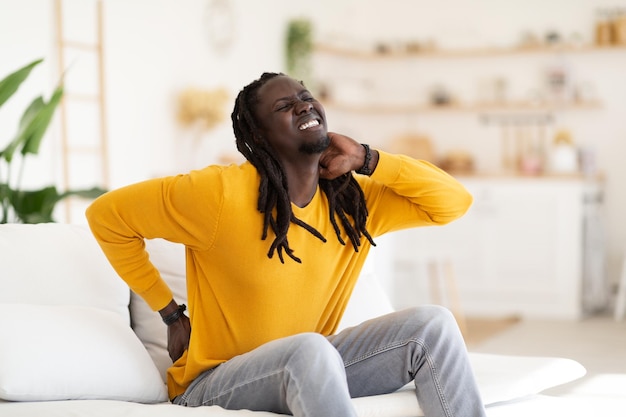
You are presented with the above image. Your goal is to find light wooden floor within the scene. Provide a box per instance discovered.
[467,313,626,397]
[463,316,522,347]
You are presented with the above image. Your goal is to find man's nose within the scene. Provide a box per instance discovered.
[295,100,313,114]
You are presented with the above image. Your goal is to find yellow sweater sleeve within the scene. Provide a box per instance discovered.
[85,167,225,311]
[360,150,473,236]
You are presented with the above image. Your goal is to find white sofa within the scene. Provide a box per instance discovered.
[0,223,608,416]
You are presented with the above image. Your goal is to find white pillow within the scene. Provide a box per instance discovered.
[0,304,167,403]
[0,223,130,322]
[131,238,188,382]
[337,254,395,331]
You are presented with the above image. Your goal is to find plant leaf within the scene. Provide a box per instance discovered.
[0,182,10,223]
[21,84,64,156]
[0,58,43,110]
[10,185,107,223]
[57,186,108,201]
[0,96,44,162]
[9,185,59,223]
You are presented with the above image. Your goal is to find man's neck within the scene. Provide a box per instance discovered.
[282,159,320,208]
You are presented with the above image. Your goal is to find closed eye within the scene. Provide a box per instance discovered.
[300,92,315,102]
[274,92,315,111]
[275,101,294,111]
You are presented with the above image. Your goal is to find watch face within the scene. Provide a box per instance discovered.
[205,0,236,53]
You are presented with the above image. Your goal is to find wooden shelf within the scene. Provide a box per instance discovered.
[321,99,603,115]
[315,41,613,116]
[314,42,626,60]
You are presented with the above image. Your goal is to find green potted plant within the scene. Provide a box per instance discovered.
[0,58,106,223]
[285,18,313,83]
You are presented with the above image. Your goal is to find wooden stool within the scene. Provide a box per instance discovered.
[425,256,468,336]
[614,250,626,321]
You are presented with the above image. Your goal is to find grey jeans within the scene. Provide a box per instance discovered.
[173,305,487,417]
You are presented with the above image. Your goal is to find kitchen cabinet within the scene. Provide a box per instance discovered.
[385,176,607,320]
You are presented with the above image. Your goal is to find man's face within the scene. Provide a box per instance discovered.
[254,75,328,159]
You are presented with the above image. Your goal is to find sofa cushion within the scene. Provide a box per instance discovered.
[0,223,130,322]
[0,304,167,403]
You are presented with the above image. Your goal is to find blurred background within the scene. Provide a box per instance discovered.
[1,0,626,322]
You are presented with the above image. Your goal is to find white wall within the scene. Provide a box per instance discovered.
[1,0,625,289]
[0,0,57,189]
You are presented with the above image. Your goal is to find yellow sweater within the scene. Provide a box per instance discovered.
[85,151,472,399]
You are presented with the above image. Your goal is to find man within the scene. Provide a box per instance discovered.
[86,72,486,417]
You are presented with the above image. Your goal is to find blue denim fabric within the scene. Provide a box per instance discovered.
[173,305,486,417]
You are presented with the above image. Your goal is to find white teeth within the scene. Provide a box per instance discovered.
[299,119,319,130]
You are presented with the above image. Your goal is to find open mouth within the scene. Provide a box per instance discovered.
[298,119,320,131]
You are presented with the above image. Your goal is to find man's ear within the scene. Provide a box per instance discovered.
[253,132,264,143]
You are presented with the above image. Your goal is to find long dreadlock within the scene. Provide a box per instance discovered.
[231,72,375,263]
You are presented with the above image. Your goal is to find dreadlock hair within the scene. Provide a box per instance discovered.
[231,72,375,264]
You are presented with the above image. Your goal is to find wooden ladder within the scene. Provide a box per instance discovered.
[54,0,109,222]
